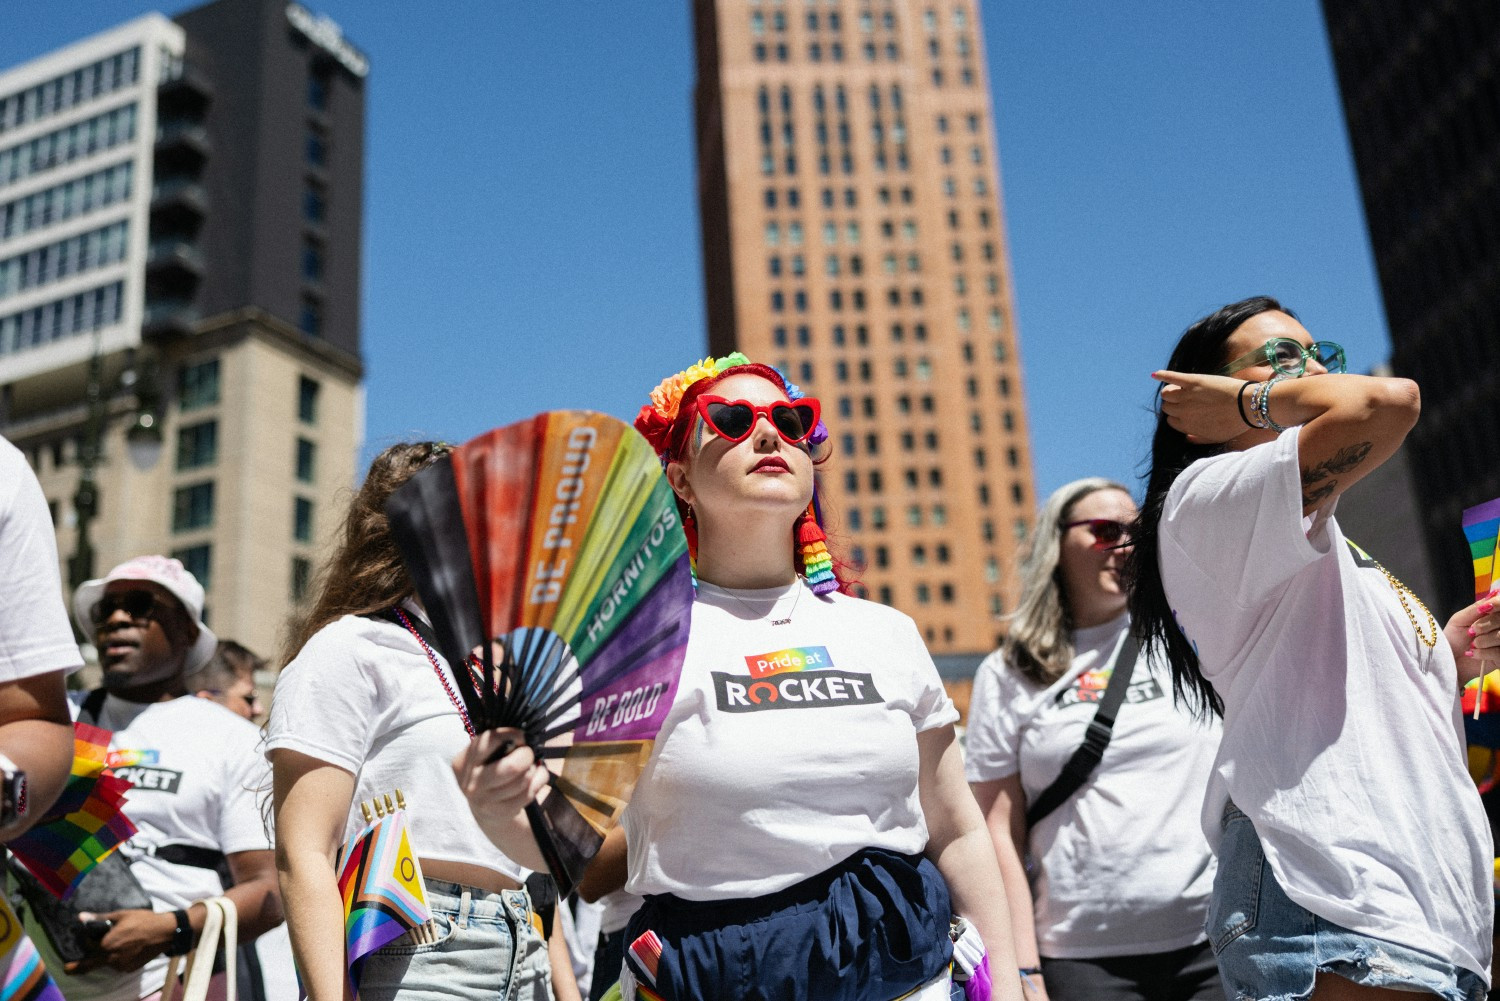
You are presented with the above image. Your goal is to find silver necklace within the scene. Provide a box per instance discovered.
[723,580,803,626]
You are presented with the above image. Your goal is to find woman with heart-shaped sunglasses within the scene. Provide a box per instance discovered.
[454,353,1023,1001]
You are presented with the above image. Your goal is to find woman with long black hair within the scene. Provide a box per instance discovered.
[1128,296,1496,1001]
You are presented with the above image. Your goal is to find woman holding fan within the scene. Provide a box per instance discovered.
[267,442,556,1001]
[1132,296,1496,1001]
[454,354,1022,1001]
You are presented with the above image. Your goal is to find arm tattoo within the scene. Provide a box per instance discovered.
[1301,441,1373,487]
[1302,481,1337,508]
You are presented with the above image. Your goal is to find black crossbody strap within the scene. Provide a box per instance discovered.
[79,687,108,725]
[1024,630,1140,828]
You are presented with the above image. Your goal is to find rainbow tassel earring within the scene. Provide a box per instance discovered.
[797,503,838,594]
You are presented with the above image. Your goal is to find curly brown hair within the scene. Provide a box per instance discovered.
[279,441,449,666]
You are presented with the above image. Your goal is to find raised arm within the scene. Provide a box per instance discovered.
[450,727,551,873]
[1154,371,1420,515]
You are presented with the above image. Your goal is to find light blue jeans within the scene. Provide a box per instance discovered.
[358,877,553,1001]
[1210,805,1487,1001]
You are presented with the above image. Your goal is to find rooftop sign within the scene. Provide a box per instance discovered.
[285,3,368,78]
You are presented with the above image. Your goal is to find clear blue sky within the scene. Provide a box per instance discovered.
[4,1,1387,502]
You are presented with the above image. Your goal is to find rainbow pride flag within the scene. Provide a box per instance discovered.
[337,805,430,992]
[0,895,62,1001]
[1464,497,1500,600]
[8,723,135,900]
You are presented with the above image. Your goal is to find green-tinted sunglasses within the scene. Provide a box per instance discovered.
[1217,337,1346,377]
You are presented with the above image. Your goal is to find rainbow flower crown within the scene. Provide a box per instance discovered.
[633,351,838,595]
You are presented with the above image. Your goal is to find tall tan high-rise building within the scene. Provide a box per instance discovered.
[693,0,1035,655]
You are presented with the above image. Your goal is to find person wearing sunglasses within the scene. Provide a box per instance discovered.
[1131,296,1496,1001]
[55,555,284,1001]
[966,479,1222,1001]
[453,353,1022,1001]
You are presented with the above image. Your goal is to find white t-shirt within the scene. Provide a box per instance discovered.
[598,888,644,936]
[0,437,83,680]
[35,694,273,1001]
[265,609,527,882]
[625,582,958,901]
[1161,430,1493,978]
[964,614,1219,958]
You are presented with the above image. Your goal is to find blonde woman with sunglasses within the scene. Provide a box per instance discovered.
[453,353,1023,1001]
[1129,296,1495,1001]
[967,479,1222,1001]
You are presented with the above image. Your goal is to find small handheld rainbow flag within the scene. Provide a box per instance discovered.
[8,723,136,900]
[1464,497,1500,600]
[337,790,431,994]
[0,894,63,1001]
[1463,498,1500,721]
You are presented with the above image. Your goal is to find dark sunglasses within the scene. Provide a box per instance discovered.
[1063,518,1132,551]
[694,395,821,445]
[91,590,164,626]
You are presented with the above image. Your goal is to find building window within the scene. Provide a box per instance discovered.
[299,295,323,336]
[178,358,220,411]
[290,556,312,603]
[302,237,324,283]
[176,420,218,470]
[296,437,317,483]
[298,375,320,424]
[305,127,327,167]
[0,221,130,297]
[294,496,314,542]
[172,544,212,591]
[307,70,330,111]
[303,181,326,224]
[172,481,215,532]
[0,104,137,192]
[916,583,931,604]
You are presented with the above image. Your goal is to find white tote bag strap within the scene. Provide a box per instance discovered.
[159,897,237,1001]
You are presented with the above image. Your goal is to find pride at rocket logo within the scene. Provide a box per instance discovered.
[714,645,883,713]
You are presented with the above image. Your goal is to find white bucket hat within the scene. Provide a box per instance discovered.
[72,555,218,674]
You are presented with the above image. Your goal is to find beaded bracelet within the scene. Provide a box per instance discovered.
[1256,374,1289,432]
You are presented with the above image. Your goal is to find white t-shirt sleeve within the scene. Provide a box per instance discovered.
[218,726,274,855]
[963,651,1023,782]
[1161,431,1332,610]
[895,615,959,732]
[0,443,83,681]
[265,618,380,773]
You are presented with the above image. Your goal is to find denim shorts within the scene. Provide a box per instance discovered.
[1209,805,1487,1001]
[357,877,552,1001]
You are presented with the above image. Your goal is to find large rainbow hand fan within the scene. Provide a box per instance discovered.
[385,411,692,895]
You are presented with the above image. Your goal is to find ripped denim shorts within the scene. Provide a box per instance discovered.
[1208,805,1487,1001]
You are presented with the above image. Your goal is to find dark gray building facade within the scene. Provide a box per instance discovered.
[166,0,365,361]
[1322,1,1500,610]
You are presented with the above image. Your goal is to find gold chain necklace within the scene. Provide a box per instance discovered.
[1372,558,1438,648]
